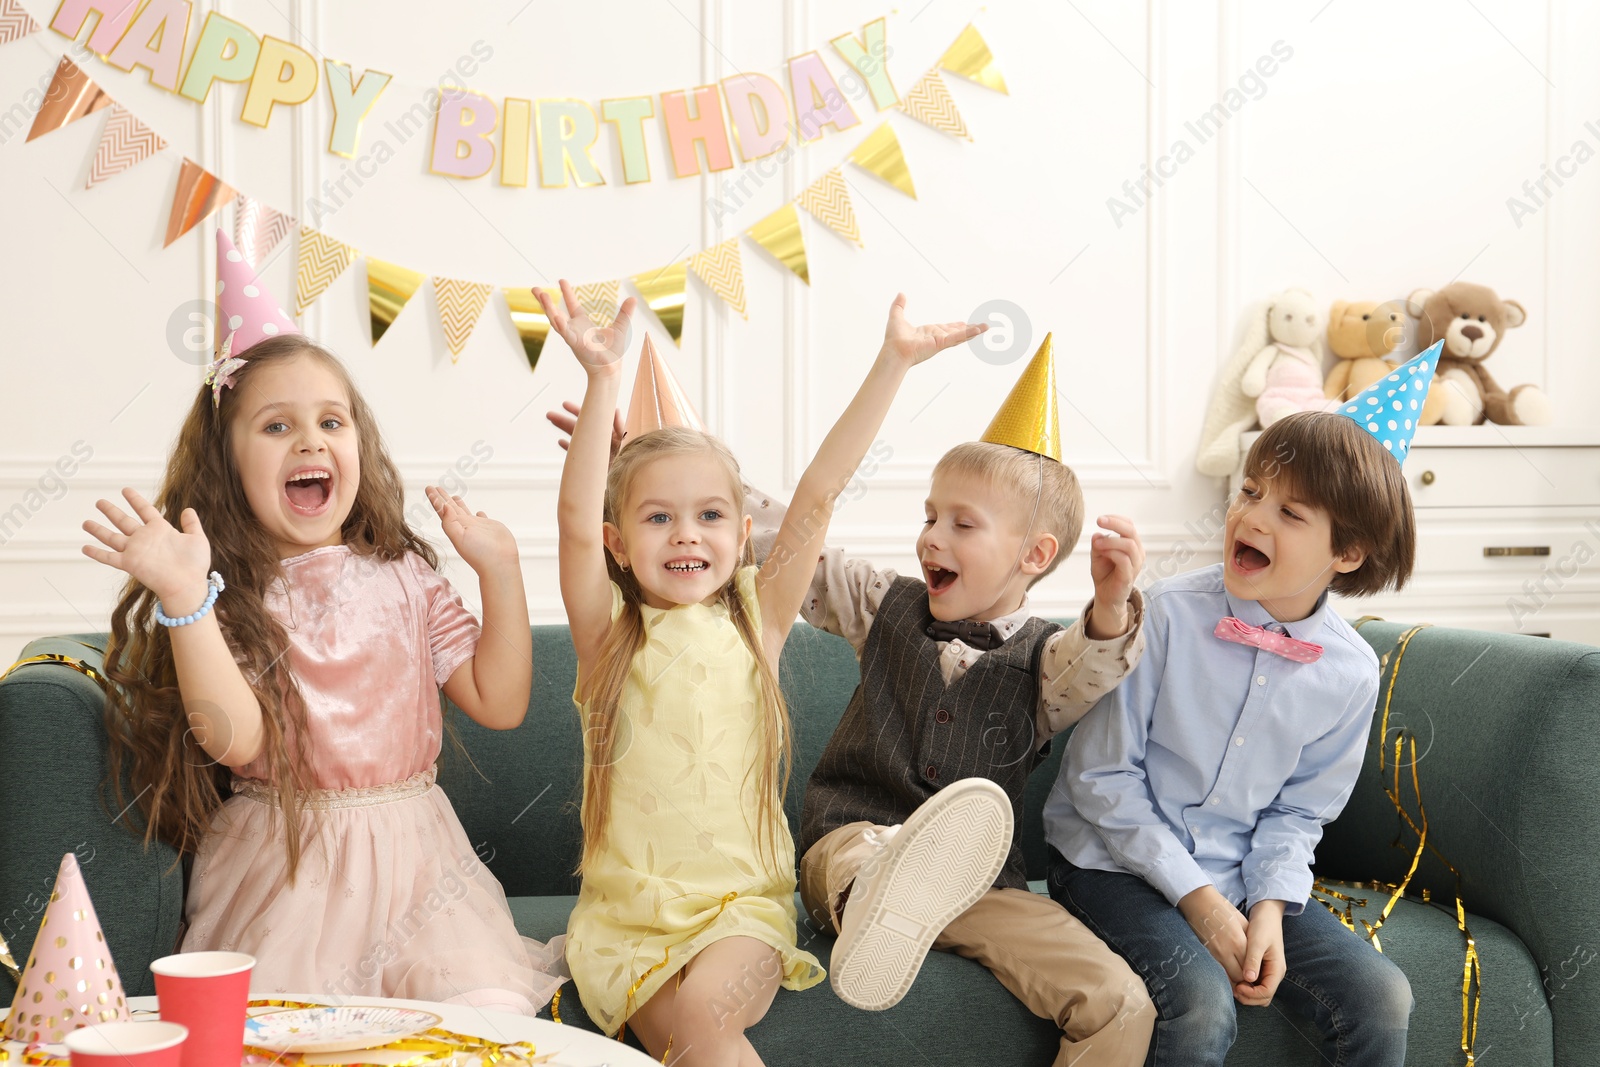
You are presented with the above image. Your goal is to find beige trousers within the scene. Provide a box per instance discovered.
[801,821,1154,1067]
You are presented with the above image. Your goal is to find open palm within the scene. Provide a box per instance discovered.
[82,488,211,606]
[428,487,517,572]
[535,279,638,373]
[881,293,988,367]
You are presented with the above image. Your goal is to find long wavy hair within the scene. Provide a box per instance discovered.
[577,427,792,875]
[104,335,437,881]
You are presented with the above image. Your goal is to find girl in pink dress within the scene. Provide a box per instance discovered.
[81,233,561,1014]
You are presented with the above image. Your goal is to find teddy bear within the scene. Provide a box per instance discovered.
[1407,282,1552,425]
[1324,299,1448,425]
[1240,288,1338,427]
[1196,288,1335,476]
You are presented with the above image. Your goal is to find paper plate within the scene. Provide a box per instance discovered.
[244,1005,442,1054]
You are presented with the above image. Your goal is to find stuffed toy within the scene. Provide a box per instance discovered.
[1197,289,1332,476]
[1325,299,1447,426]
[1407,282,1552,425]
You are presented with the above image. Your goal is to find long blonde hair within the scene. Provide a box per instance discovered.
[103,336,437,881]
[578,427,792,873]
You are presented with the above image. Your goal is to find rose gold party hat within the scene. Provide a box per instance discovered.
[1,853,131,1043]
[622,333,706,447]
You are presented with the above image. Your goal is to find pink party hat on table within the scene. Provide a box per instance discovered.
[214,228,299,357]
[1,853,131,1043]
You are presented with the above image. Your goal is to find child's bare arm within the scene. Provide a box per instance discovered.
[429,487,532,729]
[540,281,638,685]
[757,294,984,659]
[83,489,264,767]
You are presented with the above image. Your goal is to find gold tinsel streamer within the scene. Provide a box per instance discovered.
[242,1001,552,1066]
[616,891,739,1063]
[0,932,17,985]
[630,261,689,344]
[366,257,425,346]
[1313,622,1482,1066]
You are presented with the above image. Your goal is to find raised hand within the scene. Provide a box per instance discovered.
[428,486,518,574]
[879,292,987,368]
[534,279,638,375]
[82,489,213,613]
[546,399,625,457]
[1088,515,1145,638]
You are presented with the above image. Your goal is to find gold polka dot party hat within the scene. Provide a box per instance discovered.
[1,852,131,1043]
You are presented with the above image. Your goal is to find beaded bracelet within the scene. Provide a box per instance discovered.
[154,571,226,627]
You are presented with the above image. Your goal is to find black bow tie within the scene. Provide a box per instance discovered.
[925,618,1005,651]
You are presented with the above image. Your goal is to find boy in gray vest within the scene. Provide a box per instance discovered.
[790,337,1155,1067]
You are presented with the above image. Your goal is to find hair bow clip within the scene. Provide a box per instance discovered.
[203,331,246,408]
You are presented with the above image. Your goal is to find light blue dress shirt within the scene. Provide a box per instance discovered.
[1042,563,1380,915]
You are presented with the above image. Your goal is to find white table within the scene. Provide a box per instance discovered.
[6,994,658,1067]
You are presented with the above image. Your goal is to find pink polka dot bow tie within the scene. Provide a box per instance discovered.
[1213,617,1323,663]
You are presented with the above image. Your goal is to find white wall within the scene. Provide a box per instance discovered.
[2,0,1596,664]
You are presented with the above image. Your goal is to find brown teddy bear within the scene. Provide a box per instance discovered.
[1407,282,1551,425]
[1325,300,1447,425]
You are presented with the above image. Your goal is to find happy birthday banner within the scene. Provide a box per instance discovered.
[9,1,1007,365]
[36,0,940,187]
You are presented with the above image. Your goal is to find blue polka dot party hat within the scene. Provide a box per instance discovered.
[1334,340,1441,463]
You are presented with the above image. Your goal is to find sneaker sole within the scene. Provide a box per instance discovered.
[828,779,1013,1011]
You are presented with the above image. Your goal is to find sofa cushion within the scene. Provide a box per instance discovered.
[508,883,1550,1066]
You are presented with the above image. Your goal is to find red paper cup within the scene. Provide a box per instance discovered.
[149,952,254,1067]
[65,1021,188,1067]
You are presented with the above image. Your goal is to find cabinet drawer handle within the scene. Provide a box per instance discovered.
[1483,546,1551,557]
[1420,470,1436,485]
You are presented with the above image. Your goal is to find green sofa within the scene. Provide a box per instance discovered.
[3,619,1596,1065]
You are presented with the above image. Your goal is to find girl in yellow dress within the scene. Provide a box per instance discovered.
[540,280,984,1064]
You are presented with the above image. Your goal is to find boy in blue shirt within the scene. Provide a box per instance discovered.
[1043,349,1438,1067]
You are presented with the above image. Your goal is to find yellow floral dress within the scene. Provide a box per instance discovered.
[564,566,824,1035]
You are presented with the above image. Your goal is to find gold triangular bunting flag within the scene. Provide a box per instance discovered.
[797,168,861,245]
[901,69,970,140]
[295,227,357,315]
[87,103,167,188]
[630,261,689,344]
[848,123,916,199]
[688,238,748,319]
[366,257,424,346]
[938,24,1008,94]
[504,287,553,371]
[234,194,293,267]
[745,203,809,286]
[433,277,493,362]
[0,0,42,47]
[164,159,234,247]
[28,56,110,142]
[575,279,621,327]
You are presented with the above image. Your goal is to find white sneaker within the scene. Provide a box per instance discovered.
[828,778,1013,1011]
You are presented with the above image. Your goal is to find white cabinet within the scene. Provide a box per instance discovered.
[1233,428,1600,646]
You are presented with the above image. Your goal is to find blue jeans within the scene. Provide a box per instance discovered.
[1047,849,1411,1067]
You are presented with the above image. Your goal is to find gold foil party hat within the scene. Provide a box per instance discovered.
[980,332,1061,461]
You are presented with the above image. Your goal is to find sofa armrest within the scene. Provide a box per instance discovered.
[1317,621,1600,1062]
[0,636,184,1002]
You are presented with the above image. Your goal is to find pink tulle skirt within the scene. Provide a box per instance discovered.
[182,768,565,1015]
